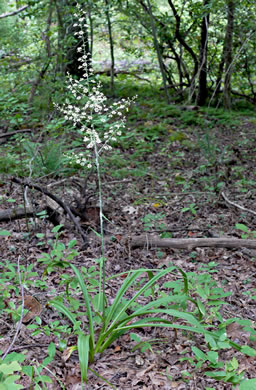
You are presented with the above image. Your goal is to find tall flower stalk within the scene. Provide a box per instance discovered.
[55,5,133,320]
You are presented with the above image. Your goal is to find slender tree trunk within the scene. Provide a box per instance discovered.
[196,0,210,106]
[145,0,170,103]
[105,0,115,93]
[54,0,65,75]
[28,0,53,104]
[54,0,91,78]
[167,0,198,88]
[223,0,235,109]
[215,51,225,97]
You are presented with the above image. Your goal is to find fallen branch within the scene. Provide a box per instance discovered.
[221,192,256,217]
[0,129,33,139]
[0,207,43,222]
[12,177,88,246]
[128,235,256,250]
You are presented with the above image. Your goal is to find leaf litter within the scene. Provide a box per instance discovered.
[0,114,256,389]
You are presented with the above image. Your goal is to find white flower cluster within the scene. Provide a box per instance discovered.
[55,6,134,169]
[65,151,92,169]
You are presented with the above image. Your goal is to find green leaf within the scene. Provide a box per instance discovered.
[240,345,256,356]
[36,233,45,238]
[196,286,208,299]
[51,224,64,233]
[36,210,48,217]
[49,300,77,325]
[177,267,188,294]
[230,357,239,370]
[68,239,77,249]
[37,375,52,383]
[206,351,218,365]
[3,353,25,363]
[0,230,11,236]
[205,370,226,379]
[22,365,33,377]
[191,346,206,361]
[48,342,56,358]
[130,333,141,342]
[69,264,95,354]
[235,223,249,233]
[105,268,174,331]
[78,333,90,384]
[2,374,23,389]
[196,298,206,317]
[0,361,21,375]
[92,293,104,312]
[239,379,256,390]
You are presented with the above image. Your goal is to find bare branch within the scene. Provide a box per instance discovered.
[12,177,88,246]
[0,129,32,139]
[221,192,256,217]
[0,5,28,19]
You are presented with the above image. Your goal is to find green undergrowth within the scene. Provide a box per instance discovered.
[1,79,256,191]
[1,77,256,387]
[1,227,256,388]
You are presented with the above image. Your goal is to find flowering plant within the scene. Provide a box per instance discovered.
[50,6,247,387]
[55,6,134,169]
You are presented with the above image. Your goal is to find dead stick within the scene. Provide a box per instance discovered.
[12,177,88,246]
[221,192,256,216]
[0,129,32,139]
[129,235,256,250]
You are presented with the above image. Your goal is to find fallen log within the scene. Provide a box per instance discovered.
[128,235,256,250]
[0,207,43,222]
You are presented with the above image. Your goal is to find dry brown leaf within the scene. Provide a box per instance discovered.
[22,295,42,323]
[226,321,251,344]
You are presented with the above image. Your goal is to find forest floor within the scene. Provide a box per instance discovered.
[1,86,256,389]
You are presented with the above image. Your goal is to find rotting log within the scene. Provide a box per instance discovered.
[128,235,256,250]
[0,207,43,222]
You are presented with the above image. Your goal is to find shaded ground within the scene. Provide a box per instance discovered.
[0,100,256,389]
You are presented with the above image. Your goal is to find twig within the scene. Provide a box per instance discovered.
[47,178,68,188]
[12,177,88,246]
[221,192,256,216]
[2,256,24,359]
[0,129,33,139]
[0,5,28,19]
[8,344,50,352]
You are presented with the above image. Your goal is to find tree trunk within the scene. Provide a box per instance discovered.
[196,0,210,106]
[167,0,198,95]
[105,0,115,93]
[223,0,235,109]
[145,0,170,103]
[54,0,91,78]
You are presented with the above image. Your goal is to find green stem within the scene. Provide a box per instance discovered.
[94,143,106,323]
